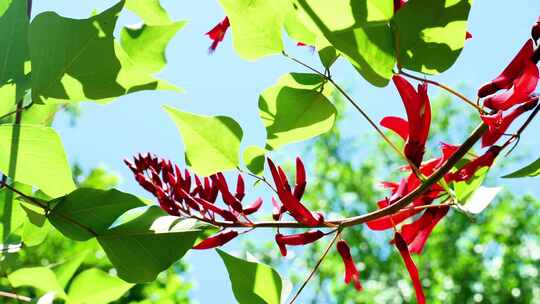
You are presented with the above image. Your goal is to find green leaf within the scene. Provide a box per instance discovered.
[8,266,67,299]
[460,186,502,214]
[0,185,28,243]
[454,166,488,202]
[259,73,336,150]
[29,2,180,104]
[392,0,473,74]
[0,124,75,197]
[125,0,172,25]
[53,249,90,288]
[97,206,201,283]
[243,146,266,176]
[164,105,243,176]
[67,268,133,304]
[295,0,395,86]
[217,249,283,304]
[502,157,540,178]
[120,21,186,74]
[48,188,146,241]
[20,203,51,247]
[318,45,339,69]
[0,0,28,85]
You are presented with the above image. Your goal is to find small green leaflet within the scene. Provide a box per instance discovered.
[392,0,473,74]
[125,0,172,25]
[0,125,75,197]
[243,145,266,176]
[164,105,243,176]
[48,188,147,241]
[259,73,336,150]
[8,266,67,299]
[97,206,202,283]
[460,186,502,214]
[217,249,285,304]
[503,157,540,178]
[67,268,134,304]
[295,0,395,87]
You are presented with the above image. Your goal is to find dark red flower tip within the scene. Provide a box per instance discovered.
[397,206,450,254]
[479,39,538,110]
[336,240,362,291]
[532,16,540,43]
[193,230,239,250]
[394,233,425,304]
[293,157,306,200]
[267,158,321,226]
[272,197,284,220]
[393,0,407,12]
[216,173,243,213]
[206,16,230,53]
[243,197,263,215]
[481,97,538,147]
[391,75,431,167]
[449,146,501,182]
[275,230,325,256]
[466,31,472,40]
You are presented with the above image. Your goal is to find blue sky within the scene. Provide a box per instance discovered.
[31,0,540,303]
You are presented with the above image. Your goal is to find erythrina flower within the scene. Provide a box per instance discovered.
[532,16,540,43]
[267,157,323,226]
[393,0,407,12]
[397,206,450,254]
[481,97,538,147]
[336,240,362,291]
[193,230,239,250]
[206,16,230,53]
[480,39,539,110]
[383,75,431,167]
[449,146,501,182]
[466,31,473,40]
[275,230,325,256]
[394,233,425,304]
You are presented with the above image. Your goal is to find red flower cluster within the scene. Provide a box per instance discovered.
[125,153,263,249]
[206,16,230,52]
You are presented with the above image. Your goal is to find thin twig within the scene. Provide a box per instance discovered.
[0,291,32,303]
[289,229,342,304]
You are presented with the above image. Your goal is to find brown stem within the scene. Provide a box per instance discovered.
[0,291,32,303]
[288,229,341,304]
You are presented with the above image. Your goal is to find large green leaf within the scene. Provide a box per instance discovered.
[0,124,75,197]
[125,0,172,25]
[502,157,540,178]
[259,73,336,150]
[29,1,179,104]
[67,268,133,304]
[120,21,186,74]
[53,249,90,288]
[48,188,146,241]
[217,249,284,304]
[164,105,243,176]
[0,185,28,243]
[460,186,502,214]
[295,0,395,86]
[20,203,51,247]
[0,0,28,86]
[392,0,473,74]
[8,266,67,299]
[97,206,201,283]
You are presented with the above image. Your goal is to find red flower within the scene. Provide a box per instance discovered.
[532,16,540,43]
[394,233,425,304]
[449,146,501,182]
[206,17,230,53]
[384,75,431,167]
[193,230,239,250]
[466,31,473,40]
[267,158,323,226]
[481,97,538,147]
[393,0,407,12]
[397,206,450,254]
[480,39,539,110]
[336,240,362,291]
[275,230,325,256]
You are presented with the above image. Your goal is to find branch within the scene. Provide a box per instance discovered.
[0,291,32,303]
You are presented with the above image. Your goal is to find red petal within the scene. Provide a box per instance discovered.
[293,157,307,200]
[243,197,263,215]
[337,240,362,291]
[193,230,238,250]
[380,116,410,141]
[206,17,230,52]
[465,31,472,40]
[394,233,425,304]
[400,206,449,254]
